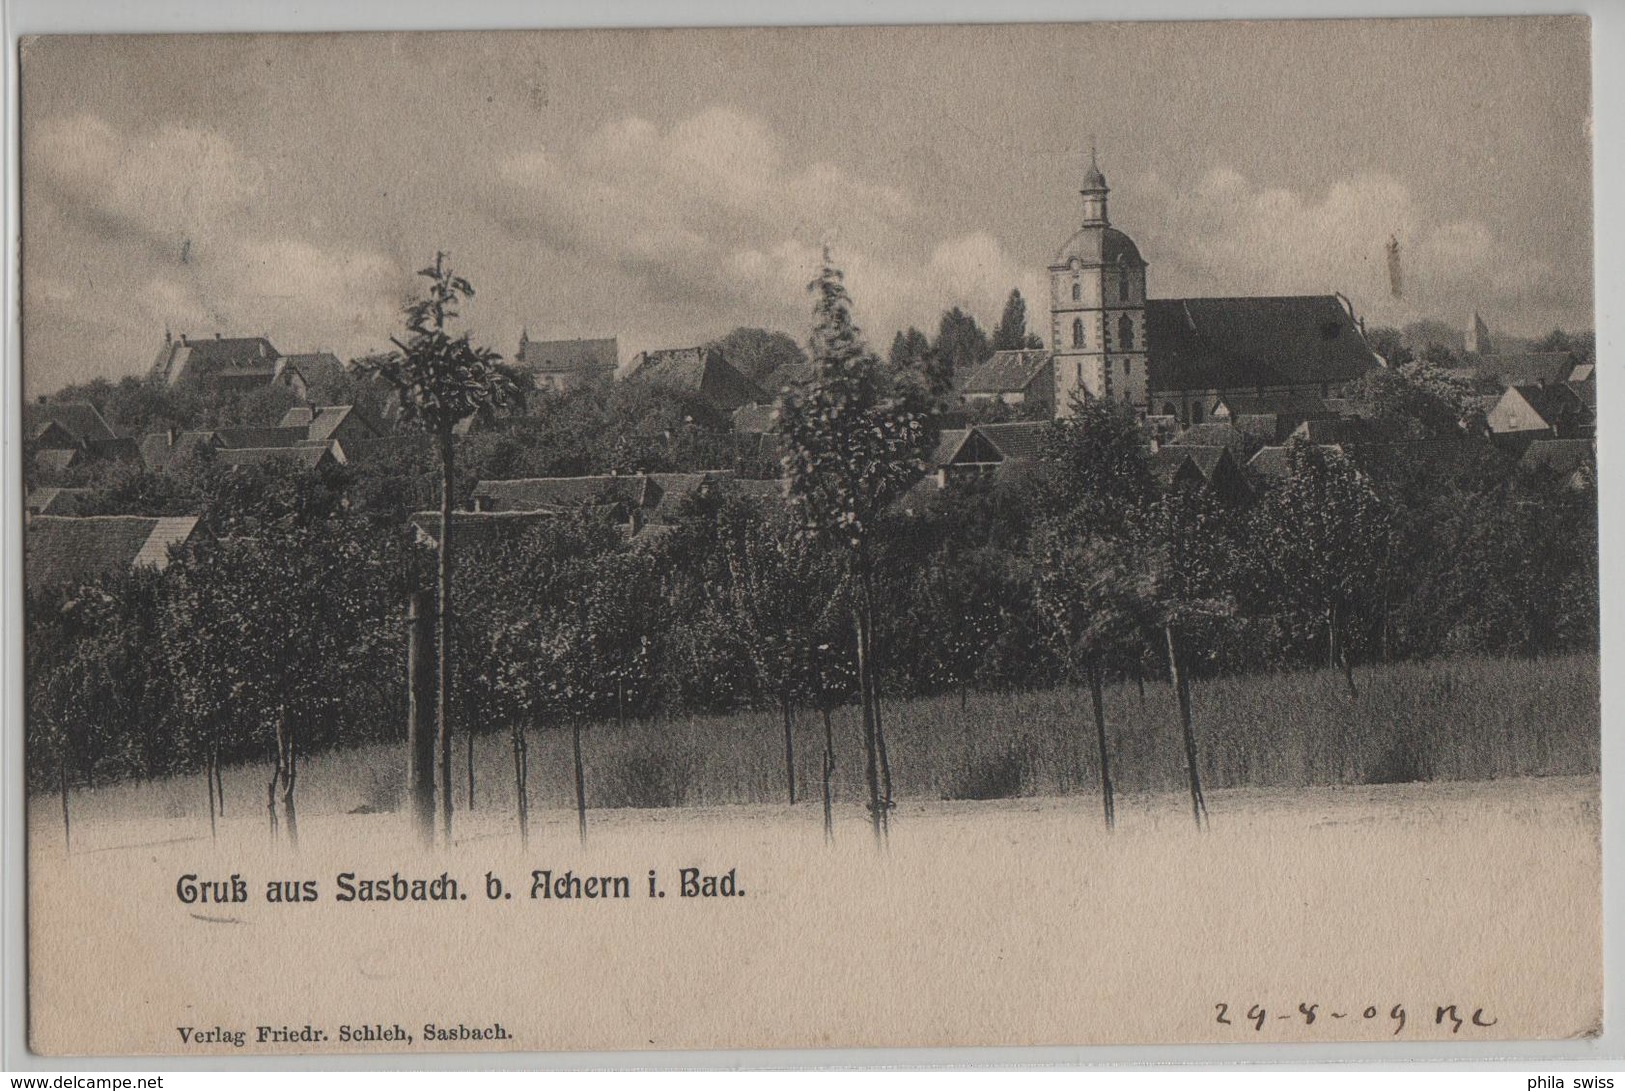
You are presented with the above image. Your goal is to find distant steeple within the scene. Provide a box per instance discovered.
[1465,310,1492,356]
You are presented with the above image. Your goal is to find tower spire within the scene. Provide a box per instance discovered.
[1080,142,1109,225]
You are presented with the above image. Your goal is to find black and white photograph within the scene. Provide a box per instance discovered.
[15,16,1601,1057]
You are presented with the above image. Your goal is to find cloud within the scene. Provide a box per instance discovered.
[24,115,412,391]
[1133,167,1586,333]
[30,114,265,254]
[494,106,1035,350]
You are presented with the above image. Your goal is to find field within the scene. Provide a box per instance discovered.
[26,652,1602,1054]
[37,651,1600,838]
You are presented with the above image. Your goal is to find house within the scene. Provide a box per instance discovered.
[1168,422,1254,457]
[1486,382,1594,438]
[272,352,350,403]
[1474,352,1577,388]
[1209,390,1338,440]
[138,430,225,472]
[25,400,117,447]
[278,404,383,449]
[959,350,1055,415]
[25,515,199,592]
[25,487,95,516]
[213,425,312,449]
[731,403,779,435]
[1247,443,1345,482]
[217,443,343,471]
[408,510,559,551]
[514,333,618,393]
[25,400,137,478]
[150,332,281,390]
[623,346,765,415]
[1150,445,1252,504]
[472,471,735,535]
[1517,438,1594,489]
[929,420,1051,487]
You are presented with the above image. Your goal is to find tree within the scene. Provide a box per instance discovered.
[991,289,1043,351]
[1133,487,1243,829]
[930,307,990,395]
[708,327,807,386]
[355,253,516,845]
[779,250,931,844]
[718,499,845,805]
[1040,395,1153,530]
[1032,527,1145,830]
[1255,443,1392,697]
[1364,326,1414,368]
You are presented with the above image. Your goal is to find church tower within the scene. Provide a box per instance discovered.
[1049,151,1148,416]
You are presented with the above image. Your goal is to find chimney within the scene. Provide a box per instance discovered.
[167,427,178,447]
[215,332,222,340]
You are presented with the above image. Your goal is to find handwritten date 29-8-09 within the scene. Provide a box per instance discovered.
[1215,1002,1497,1034]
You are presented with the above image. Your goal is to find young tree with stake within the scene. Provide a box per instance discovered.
[778,250,931,845]
[356,254,516,845]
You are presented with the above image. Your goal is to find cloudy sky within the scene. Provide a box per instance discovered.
[21,18,1592,395]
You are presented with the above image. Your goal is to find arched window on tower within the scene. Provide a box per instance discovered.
[1072,318,1084,348]
[1118,268,1130,302]
[1072,281,1081,302]
[1119,314,1135,351]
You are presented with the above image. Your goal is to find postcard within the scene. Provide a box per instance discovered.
[19,17,1599,1056]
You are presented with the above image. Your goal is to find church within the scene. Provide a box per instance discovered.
[1040,155,1382,423]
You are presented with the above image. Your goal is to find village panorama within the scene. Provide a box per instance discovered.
[23,149,1598,853]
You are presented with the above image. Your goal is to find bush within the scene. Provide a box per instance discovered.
[594,747,697,809]
[1363,726,1436,785]
[944,742,1030,801]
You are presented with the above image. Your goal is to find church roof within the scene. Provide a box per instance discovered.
[1052,226,1142,268]
[1145,296,1380,394]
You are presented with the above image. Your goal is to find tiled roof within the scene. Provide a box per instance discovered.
[473,472,729,524]
[23,401,117,444]
[1171,422,1251,453]
[217,445,334,469]
[275,352,349,397]
[25,514,198,591]
[516,336,618,374]
[279,404,376,443]
[475,475,641,513]
[215,425,309,449]
[1212,390,1332,419]
[139,431,221,472]
[26,487,94,515]
[1475,353,1576,387]
[1247,443,1345,481]
[932,428,971,466]
[1518,438,1594,478]
[960,350,1052,395]
[1505,382,1591,430]
[33,448,80,474]
[409,510,558,550]
[1146,296,1380,394]
[626,346,766,411]
[731,403,779,435]
[974,420,1052,461]
[133,516,200,569]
